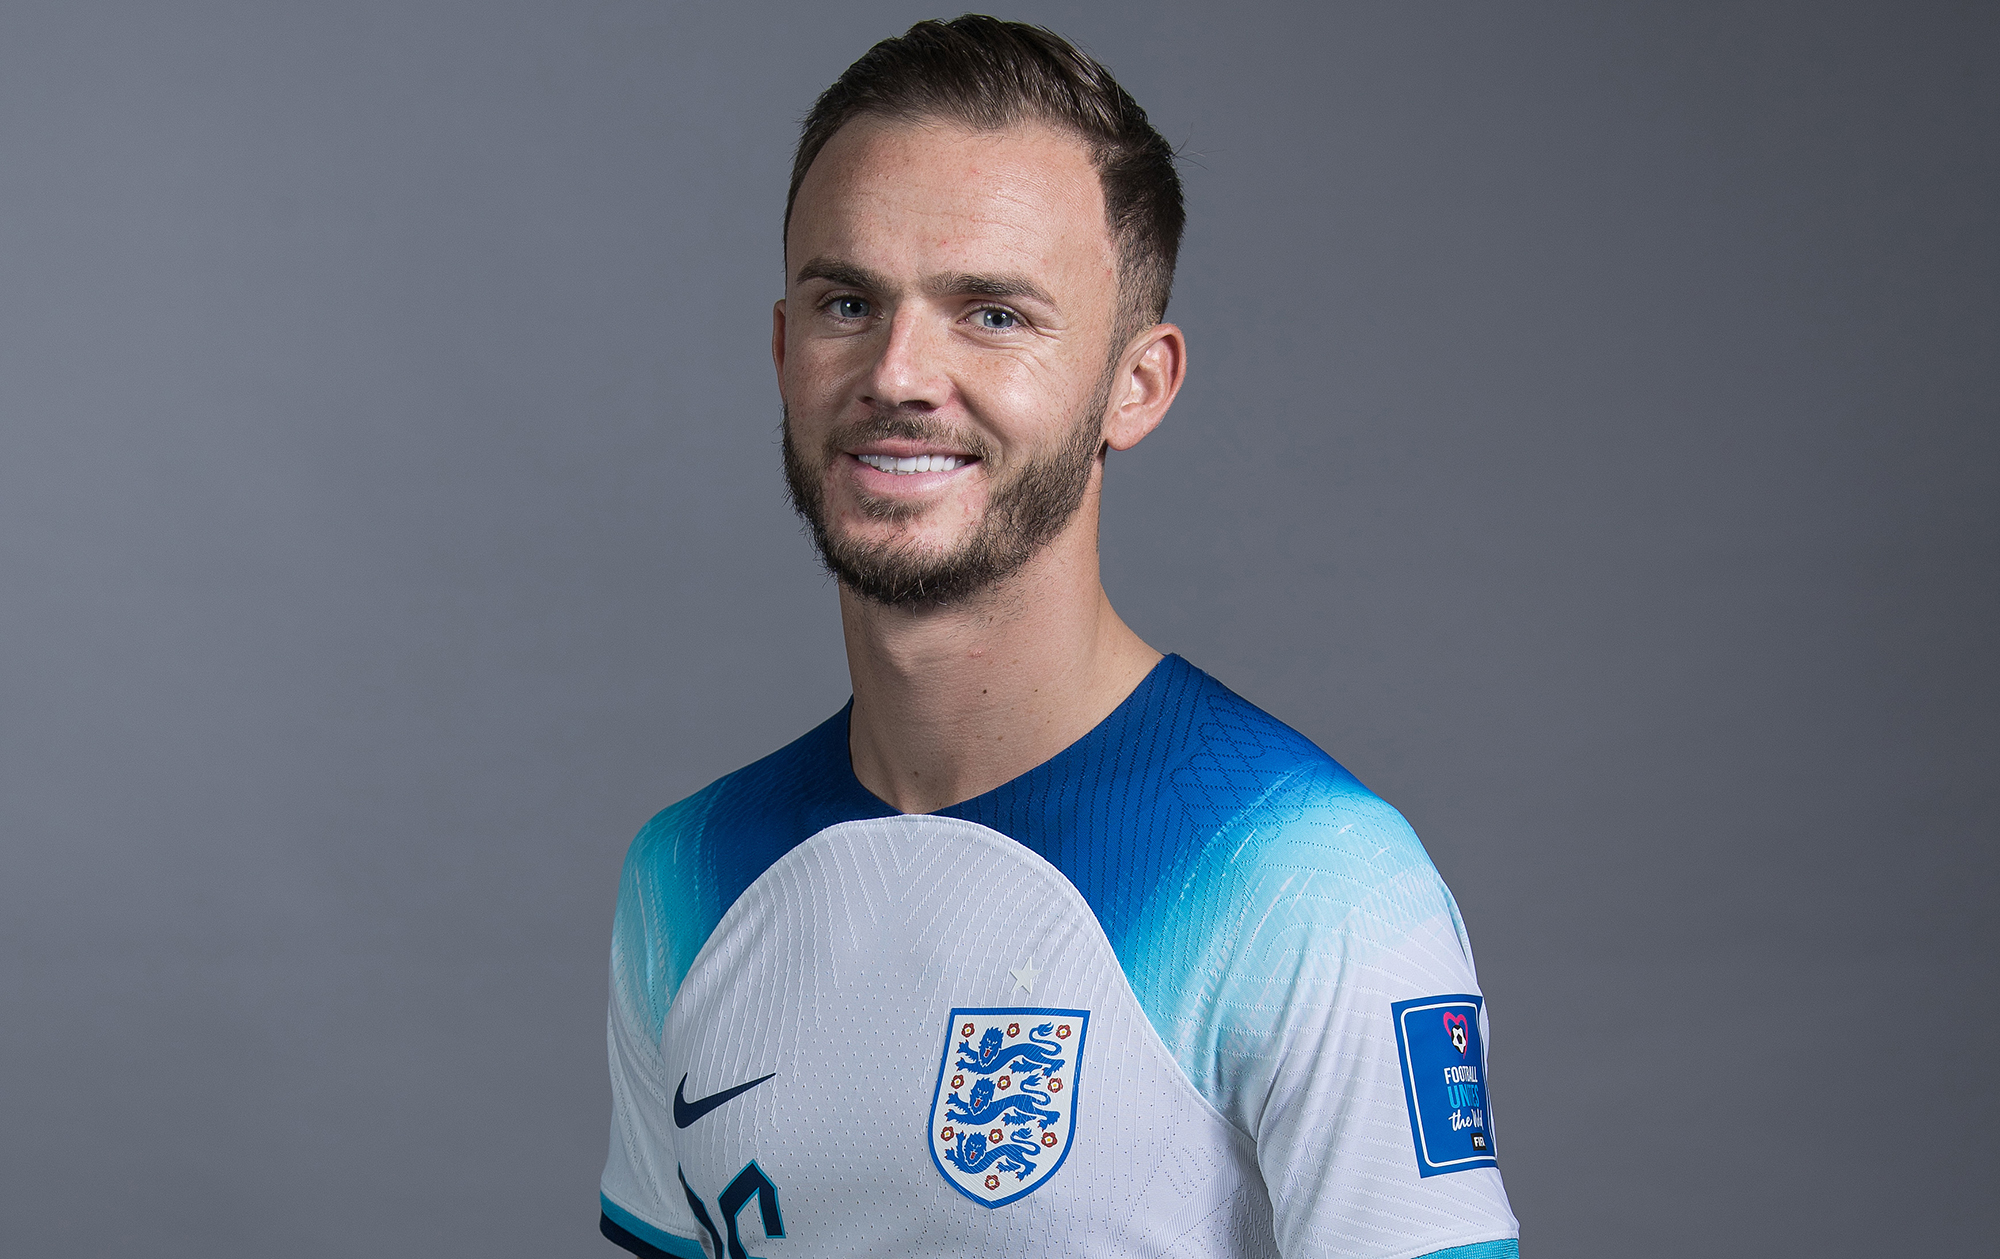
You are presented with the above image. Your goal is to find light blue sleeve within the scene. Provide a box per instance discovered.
[1120,762,1520,1258]
[603,788,727,1235]
[610,789,721,1045]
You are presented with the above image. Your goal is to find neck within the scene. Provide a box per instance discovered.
[840,502,1161,814]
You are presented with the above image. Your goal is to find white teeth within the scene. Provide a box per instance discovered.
[858,453,964,475]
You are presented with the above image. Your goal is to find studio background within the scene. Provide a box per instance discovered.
[3,2,1993,1255]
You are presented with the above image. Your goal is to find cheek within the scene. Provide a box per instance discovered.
[782,337,853,407]
[967,355,1091,435]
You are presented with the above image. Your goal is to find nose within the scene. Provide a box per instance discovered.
[861,305,950,411]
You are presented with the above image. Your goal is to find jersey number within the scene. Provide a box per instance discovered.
[678,1162,784,1259]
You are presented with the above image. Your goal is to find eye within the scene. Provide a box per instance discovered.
[827,295,872,320]
[974,306,1020,330]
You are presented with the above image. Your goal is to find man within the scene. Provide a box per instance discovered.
[601,16,1518,1259]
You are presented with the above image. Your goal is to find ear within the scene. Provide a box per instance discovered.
[1102,322,1187,452]
[771,298,788,393]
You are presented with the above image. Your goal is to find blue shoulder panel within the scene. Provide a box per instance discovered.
[611,713,891,1036]
[940,655,1349,953]
[941,658,1451,1122]
[614,656,1446,1116]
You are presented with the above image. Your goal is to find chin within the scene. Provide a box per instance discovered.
[833,519,962,561]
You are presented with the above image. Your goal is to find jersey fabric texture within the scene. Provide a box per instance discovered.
[602,655,1518,1259]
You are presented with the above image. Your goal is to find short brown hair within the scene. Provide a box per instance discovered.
[786,15,1185,335]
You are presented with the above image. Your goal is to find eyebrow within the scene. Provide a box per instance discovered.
[792,256,1058,311]
[792,257,888,291]
[929,272,1057,309]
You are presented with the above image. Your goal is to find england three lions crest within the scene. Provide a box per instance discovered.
[927,1007,1088,1208]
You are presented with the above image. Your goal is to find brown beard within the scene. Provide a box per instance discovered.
[781,382,1109,608]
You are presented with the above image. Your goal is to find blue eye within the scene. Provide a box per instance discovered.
[976,307,1018,330]
[830,296,870,319]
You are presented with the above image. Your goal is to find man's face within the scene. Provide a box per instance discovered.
[775,116,1127,607]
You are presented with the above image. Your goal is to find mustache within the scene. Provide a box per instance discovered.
[819,410,994,463]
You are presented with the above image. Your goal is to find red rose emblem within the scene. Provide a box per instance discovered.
[988,1127,1004,1144]
[998,1074,1011,1090]
[1049,1077,1063,1092]
[1056,1024,1071,1039]
[951,1074,964,1089]
[985,1174,1000,1190]
[940,1126,954,1140]
[1006,1022,1020,1038]
[962,1023,975,1038]
[1041,1132,1057,1148]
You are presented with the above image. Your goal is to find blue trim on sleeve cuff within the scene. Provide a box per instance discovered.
[1422,1240,1519,1259]
[600,1193,707,1259]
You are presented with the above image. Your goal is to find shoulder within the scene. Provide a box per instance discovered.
[608,771,737,1037]
[615,758,744,905]
[1133,672,1457,975]
[1221,754,1450,941]
[1156,662,1442,913]
[1119,668,1476,1110]
[612,707,874,1027]
[620,704,866,891]
[621,772,725,882]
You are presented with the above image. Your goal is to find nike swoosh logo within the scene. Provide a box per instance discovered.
[673,1072,776,1129]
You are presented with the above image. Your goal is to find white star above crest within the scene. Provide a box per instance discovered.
[1010,957,1043,993]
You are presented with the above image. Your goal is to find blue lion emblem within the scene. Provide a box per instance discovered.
[945,1073,1061,1131]
[959,1023,1066,1075]
[930,1012,1087,1204]
[944,1128,1043,1179]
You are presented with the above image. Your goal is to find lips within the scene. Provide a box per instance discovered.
[817,416,990,501]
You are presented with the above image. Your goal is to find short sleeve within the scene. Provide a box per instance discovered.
[1122,763,1520,1259]
[601,800,719,1248]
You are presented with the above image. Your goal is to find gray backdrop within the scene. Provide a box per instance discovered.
[3,2,1993,1255]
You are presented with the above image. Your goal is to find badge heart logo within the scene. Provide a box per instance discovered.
[1443,1011,1469,1056]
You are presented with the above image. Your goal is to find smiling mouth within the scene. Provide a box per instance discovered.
[854,453,971,475]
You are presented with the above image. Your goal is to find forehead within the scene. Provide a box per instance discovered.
[787,116,1115,287]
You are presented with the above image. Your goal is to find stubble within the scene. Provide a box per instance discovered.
[781,379,1110,608]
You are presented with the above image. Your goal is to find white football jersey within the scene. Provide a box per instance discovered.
[602,657,1518,1259]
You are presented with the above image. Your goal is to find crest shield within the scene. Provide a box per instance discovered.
[926,1006,1088,1207]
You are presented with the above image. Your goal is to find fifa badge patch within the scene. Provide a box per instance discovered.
[1390,993,1499,1177]
[927,1007,1088,1207]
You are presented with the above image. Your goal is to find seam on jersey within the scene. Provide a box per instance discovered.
[715,814,1264,1154]
[1134,762,1455,1140]
[875,813,1265,1152]
[1106,909,1263,1149]
[615,786,724,1043]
